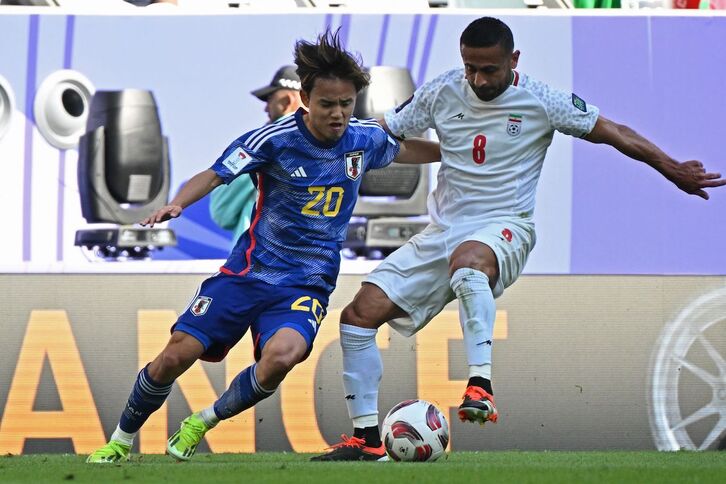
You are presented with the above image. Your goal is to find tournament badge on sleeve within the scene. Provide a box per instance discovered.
[507,114,522,137]
[344,151,364,180]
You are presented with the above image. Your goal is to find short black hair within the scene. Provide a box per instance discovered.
[293,29,370,94]
[460,17,514,54]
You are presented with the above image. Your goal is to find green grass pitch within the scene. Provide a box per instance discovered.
[1,451,725,483]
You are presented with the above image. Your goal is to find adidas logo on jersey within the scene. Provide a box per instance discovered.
[291,167,308,178]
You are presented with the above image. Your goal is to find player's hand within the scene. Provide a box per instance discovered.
[667,160,726,200]
[140,205,183,228]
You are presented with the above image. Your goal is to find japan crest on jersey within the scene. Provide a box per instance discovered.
[507,113,522,137]
[191,296,212,316]
[345,151,364,180]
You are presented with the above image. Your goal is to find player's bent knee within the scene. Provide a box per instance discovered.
[259,329,308,376]
[467,263,498,282]
[341,288,404,328]
[341,304,381,328]
[148,349,193,383]
[449,255,498,281]
[450,241,498,273]
[260,345,304,377]
[157,350,186,373]
[340,303,366,326]
[266,352,298,374]
[341,291,386,327]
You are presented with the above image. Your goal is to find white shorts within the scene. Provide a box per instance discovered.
[366,217,536,337]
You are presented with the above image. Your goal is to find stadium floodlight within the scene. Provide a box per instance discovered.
[74,89,176,260]
[353,66,429,217]
[346,66,430,258]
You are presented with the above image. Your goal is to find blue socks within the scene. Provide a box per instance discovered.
[117,362,276,438]
[118,365,173,434]
[213,364,275,420]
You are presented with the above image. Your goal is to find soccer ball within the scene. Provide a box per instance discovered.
[381,399,449,462]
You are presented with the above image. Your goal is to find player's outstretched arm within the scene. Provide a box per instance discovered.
[584,115,726,200]
[393,138,441,165]
[377,117,440,165]
[140,169,224,227]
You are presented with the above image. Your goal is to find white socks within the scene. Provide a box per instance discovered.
[111,425,136,446]
[340,323,382,423]
[450,268,496,370]
[199,406,220,428]
[469,363,492,380]
[338,268,493,427]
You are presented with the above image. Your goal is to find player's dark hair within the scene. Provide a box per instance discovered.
[460,17,514,54]
[294,29,370,94]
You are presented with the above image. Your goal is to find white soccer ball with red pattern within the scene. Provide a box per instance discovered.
[381,399,449,462]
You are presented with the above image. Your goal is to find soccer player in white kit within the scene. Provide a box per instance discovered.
[312,17,726,461]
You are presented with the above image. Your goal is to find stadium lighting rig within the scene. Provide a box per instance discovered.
[74,89,176,260]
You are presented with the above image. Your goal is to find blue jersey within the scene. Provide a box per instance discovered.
[210,108,400,293]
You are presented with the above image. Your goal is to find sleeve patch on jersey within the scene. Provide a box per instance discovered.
[571,93,587,112]
[223,147,252,175]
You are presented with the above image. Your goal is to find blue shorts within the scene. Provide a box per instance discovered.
[173,273,329,362]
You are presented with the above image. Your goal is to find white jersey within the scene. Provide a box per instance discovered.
[384,68,599,228]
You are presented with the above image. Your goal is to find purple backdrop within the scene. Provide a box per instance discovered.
[571,16,726,275]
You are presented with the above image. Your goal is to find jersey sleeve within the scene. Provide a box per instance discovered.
[366,123,400,171]
[524,76,600,138]
[383,73,446,139]
[209,133,271,184]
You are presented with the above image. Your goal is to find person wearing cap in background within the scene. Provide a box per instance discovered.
[209,65,303,245]
[251,65,304,124]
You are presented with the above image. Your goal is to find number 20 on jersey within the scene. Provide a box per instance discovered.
[302,186,344,217]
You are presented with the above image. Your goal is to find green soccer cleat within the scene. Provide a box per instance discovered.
[167,413,211,461]
[86,440,131,464]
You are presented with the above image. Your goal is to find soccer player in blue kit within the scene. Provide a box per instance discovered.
[86,31,440,464]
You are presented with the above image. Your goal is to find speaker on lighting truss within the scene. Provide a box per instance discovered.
[347,66,430,258]
[74,89,176,260]
[34,70,95,149]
